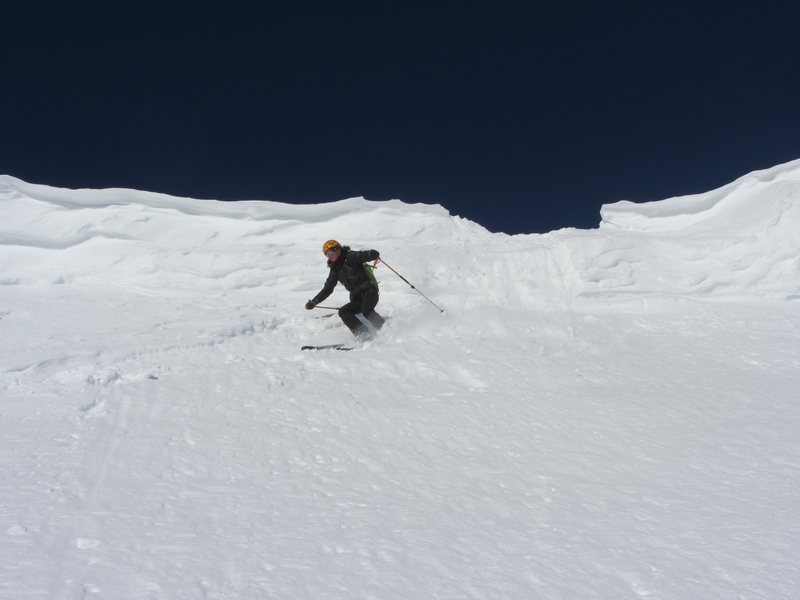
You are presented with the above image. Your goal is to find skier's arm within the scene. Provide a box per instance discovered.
[348,249,380,263]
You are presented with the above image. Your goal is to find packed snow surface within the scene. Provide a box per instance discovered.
[1,160,799,599]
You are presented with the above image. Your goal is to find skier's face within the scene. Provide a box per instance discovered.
[325,247,341,261]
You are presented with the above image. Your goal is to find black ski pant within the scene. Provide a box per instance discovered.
[338,287,385,336]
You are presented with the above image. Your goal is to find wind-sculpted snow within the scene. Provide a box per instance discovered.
[593,160,800,300]
[1,166,799,598]
[600,158,800,231]
[3,160,800,304]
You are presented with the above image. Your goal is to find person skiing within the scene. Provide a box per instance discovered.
[305,240,385,340]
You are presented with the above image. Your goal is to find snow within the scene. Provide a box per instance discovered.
[1,160,799,599]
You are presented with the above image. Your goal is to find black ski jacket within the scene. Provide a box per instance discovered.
[311,247,379,304]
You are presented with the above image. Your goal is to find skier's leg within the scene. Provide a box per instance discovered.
[360,287,385,330]
[339,295,370,338]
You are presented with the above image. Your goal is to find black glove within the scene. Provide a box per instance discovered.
[305,300,317,310]
[368,249,380,260]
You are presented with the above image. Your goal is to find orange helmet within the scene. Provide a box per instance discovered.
[322,240,342,255]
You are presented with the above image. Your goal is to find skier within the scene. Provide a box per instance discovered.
[305,240,385,340]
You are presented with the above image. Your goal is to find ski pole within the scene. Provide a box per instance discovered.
[312,305,340,311]
[377,259,444,313]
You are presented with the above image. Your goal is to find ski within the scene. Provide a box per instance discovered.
[301,343,353,351]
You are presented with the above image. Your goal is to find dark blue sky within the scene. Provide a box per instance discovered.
[3,1,800,234]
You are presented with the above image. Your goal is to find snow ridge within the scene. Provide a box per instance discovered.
[3,159,800,303]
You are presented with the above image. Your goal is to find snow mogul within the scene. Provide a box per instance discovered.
[305,240,385,340]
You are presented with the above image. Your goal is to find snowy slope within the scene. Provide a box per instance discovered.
[1,162,799,599]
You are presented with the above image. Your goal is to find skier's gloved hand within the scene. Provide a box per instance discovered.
[305,300,317,310]
[368,249,380,260]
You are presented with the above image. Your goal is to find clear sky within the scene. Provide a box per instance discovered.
[3,1,800,234]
